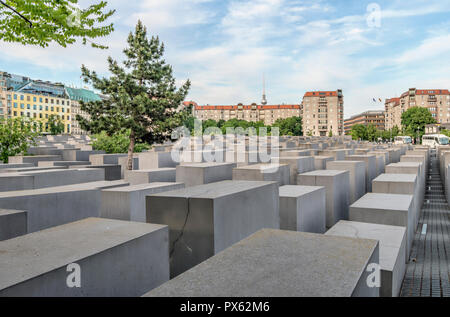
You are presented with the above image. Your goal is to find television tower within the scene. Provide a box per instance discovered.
[261,73,268,105]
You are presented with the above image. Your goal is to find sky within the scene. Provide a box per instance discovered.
[1,0,450,118]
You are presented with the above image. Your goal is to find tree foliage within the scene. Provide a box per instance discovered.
[92,130,149,154]
[351,124,368,140]
[78,20,190,170]
[0,0,115,48]
[401,107,436,141]
[47,114,65,135]
[0,117,40,163]
[272,117,303,136]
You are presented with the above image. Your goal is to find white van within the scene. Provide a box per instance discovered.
[422,134,449,148]
[394,136,412,145]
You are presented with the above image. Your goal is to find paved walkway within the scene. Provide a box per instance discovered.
[401,149,450,297]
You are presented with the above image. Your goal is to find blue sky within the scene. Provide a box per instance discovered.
[1,0,449,117]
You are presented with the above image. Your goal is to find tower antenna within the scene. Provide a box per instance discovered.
[261,73,267,105]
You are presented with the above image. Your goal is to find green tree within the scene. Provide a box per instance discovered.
[47,114,65,135]
[78,21,190,170]
[272,117,303,136]
[366,124,378,142]
[401,107,436,143]
[351,124,367,140]
[92,130,149,154]
[0,0,115,48]
[0,117,40,163]
[328,130,333,138]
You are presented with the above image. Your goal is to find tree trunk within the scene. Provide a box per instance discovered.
[127,130,136,171]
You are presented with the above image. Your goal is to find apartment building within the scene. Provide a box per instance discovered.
[301,90,344,136]
[66,87,101,135]
[0,71,7,119]
[192,102,301,126]
[0,71,100,135]
[385,88,450,130]
[344,110,385,135]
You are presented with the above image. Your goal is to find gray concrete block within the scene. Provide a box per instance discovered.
[0,218,169,296]
[0,163,34,170]
[313,156,334,170]
[372,173,419,230]
[145,229,379,297]
[0,168,105,192]
[70,164,122,181]
[279,185,326,233]
[349,193,413,262]
[319,149,346,160]
[177,162,234,187]
[125,168,176,185]
[345,155,377,192]
[326,160,366,204]
[273,157,315,185]
[101,182,184,222]
[0,209,27,241]
[232,163,290,186]
[0,181,129,234]
[138,151,178,169]
[38,161,92,167]
[298,170,350,228]
[8,155,63,166]
[326,220,406,297]
[146,180,280,277]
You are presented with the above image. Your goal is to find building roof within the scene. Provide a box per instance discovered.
[65,87,101,102]
[304,91,338,97]
[194,104,301,110]
[344,110,385,122]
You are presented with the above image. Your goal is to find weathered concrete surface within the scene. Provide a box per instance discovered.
[146,180,279,277]
[138,151,178,169]
[8,155,62,166]
[272,157,315,185]
[313,156,334,170]
[0,168,105,192]
[349,193,413,262]
[298,170,350,228]
[326,160,366,204]
[372,173,420,229]
[125,168,176,185]
[232,163,290,186]
[0,181,129,234]
[0,163,34,170]
[326,220,406,297]
[69,164,121,181]
[279,185,326,233]
[0,209,27,241]
[0,218,169,297]
[177,162,235,187]
[101,182,184,222]
[145,229,379,297]
[345,155,377,192]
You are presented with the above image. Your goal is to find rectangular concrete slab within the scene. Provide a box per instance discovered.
[345,155,377,192]
[0,218,169,296]
[279,185,326,233]
[0,181,129,234]
[0,209,27,241]
[326,220,406,297]
[101,182,185,222]
[144,229,379,297]
[298,170,350,228]
[233,163,290,186]
[125,168,176,185]
[349,193,413,262]
[326,160,366,204]
[146,180,280,277]
[177,162,235,187]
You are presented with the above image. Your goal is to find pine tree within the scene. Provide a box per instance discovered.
[78,20,191,170]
